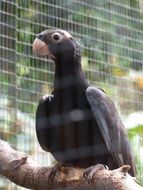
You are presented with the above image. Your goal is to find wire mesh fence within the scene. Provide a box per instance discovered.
[0,0,143,189]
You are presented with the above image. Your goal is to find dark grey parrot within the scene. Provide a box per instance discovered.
[33,29,136,177]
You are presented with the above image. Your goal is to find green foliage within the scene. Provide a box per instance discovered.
[128,126,143,183]
[128,125,143,139]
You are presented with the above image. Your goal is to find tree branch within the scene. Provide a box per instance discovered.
[0,139,142,190]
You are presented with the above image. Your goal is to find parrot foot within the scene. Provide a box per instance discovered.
[83,164,107,183]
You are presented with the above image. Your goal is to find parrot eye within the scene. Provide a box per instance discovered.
[52,33,62,42]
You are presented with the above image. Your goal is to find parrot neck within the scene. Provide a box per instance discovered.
[53,48,89,91]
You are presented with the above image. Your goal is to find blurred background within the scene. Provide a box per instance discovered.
[0,0,143,189]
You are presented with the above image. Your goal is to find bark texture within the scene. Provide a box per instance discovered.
[0,139,142,190]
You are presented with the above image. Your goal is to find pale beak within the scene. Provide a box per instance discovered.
[32,38,49,56]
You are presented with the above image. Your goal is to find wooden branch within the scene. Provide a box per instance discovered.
[0,139,142,190]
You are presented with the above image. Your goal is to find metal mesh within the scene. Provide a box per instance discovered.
[0,0,143,189]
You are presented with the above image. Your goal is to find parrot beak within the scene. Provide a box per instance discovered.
[32,38,49,56]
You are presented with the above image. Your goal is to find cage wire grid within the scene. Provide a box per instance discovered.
[0,0,143,189]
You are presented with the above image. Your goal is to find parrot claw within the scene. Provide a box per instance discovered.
[83,164,107,183]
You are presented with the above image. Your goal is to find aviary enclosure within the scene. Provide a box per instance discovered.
[0,0,143,189]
